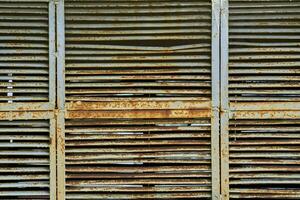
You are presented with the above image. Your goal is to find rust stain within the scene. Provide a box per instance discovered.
[66,109,211,119]
[67,100,211,110]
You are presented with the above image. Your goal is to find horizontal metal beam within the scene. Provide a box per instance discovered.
[0,103,54,111]
[0,111,54,120]
[230,111,300,119]
[66,109,211,119]
[66,100,211,111]
[231,102,300,111]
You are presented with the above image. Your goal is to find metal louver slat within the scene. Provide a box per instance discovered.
[0,0,55,111]
[64,117,212,199]
[64,0,212,103]
[229,117,300,199]
[0,116,56,200]
[229,0,300,102]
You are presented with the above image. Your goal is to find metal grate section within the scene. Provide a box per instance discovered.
[64,0,212,102]
[65,118,212,199]
[0,0,53,103]
[229,0,300,102]
[0,119,51,199]
[229,118,300,199]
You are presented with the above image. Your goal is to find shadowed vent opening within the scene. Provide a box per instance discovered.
[229,119,300,199]
[64,0,212,101]
[65,118,212,199]
[229,0,300,102]
[0,120,50,199]
[0,1,50,103]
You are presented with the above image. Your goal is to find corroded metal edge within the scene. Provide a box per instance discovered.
[66,100,211,111]
[0,102,55,112]
[65,109,211,119]
[231,110,300,120]
[220,0,229,199]
[211,0,221,199]
[0,111,54,120]
[57,110,65,200]
[231,102,300,111]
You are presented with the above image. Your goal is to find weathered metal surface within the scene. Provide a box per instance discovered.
[231,110,300,120]
[67,100,211,110]
[0,0,56,111]
[228,0,300,102]
[0,102,54,111]
[220,1,300,199]
[0,111,54,120]
[66,109,211,119]
[65,118,212,199]
[0,115,56,200]
[211,0,221,199]
[231,102,300,111]
[228,117,300,199]
[57,110,66,200]
[64,0,212,102]
[3,0,300,200]
[220,0,229,199]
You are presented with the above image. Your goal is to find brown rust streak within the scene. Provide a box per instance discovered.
[67,100,211,111]
[66,109,211,119]
[231,111,300,120]
[0,111,52,120]
[231,102,300,111]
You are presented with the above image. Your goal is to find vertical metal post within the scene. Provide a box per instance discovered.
[220,0,229,199]
[211,0,221,199]
[57,0,66,199]
[57,111,65,199]
[49,1,57,199]
[49,0,56,108]
[57,0,65,110]
[49,116,57,200]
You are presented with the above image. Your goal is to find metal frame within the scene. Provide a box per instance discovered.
[211,0,221,199]
[0,0,56,111]
[0,111,56,200]
[55,0,222,199]
[57,110,65,199]
[56,0,66,199]
[219,1,300,199]
[57,0,65,110]
[220,0,229,199]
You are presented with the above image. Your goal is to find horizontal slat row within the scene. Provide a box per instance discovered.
[229,0,300,102]
[65,0,212,102]
[0,1,50,103]
[229,118,300,199]
[65,118,212,199]
[0,120,50,199]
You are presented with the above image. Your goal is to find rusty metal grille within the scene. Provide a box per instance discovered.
[0,116,56,200]
[0,0,55,111]
[229,118,300,199]
[65,117,212,199]
[64,0,212,102]
[1,0,300,200]
[228,0,300,102]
